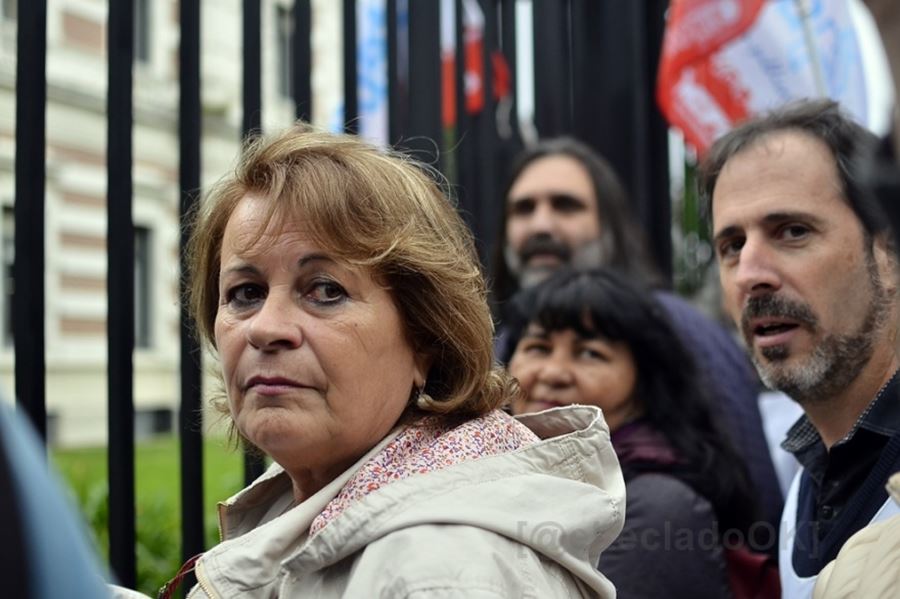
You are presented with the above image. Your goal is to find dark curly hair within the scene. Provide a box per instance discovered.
[503,267,759,535]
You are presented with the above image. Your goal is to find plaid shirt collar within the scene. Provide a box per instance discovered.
[782,368,900,455]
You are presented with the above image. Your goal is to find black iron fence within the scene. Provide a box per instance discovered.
[11,0,670,589]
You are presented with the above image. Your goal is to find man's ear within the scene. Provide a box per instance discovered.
[873,231,899,294]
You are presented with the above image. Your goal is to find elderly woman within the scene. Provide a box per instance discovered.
[503,268,772,599]
[142,126,625,598]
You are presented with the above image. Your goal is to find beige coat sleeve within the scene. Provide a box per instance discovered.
[813,473,900,599]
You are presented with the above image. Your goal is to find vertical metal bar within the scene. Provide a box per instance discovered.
[569,0,671,282]
[532,0,571,136]
[454,0,468,180]
[343,0,358,133]
[499,0,518,136]
[474,0,498,264]
[107,0,136,588]
[454,0,477,235]
[386,0,404,143]
[404,0,442,167]
[242,0,266,486]
[179,0,205,579]
[644,0,672,281]
[13,0,47,439]
[243,0,263,138]
[293,0,313,121]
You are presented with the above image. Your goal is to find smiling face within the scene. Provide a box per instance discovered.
[712,130,893,404]
[507,324,639,431]
[214,195,426,497]
[504,155,603,288]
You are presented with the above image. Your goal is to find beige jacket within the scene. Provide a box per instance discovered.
[178,406,624,598]
[813,472,900,599]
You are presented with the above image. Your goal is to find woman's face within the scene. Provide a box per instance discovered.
[214,195,427,495]
[508,323,639,431]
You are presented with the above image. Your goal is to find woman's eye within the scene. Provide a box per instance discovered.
[307,280,347,305]
[226,283,266,308]
[521,342,550,355]
[579,348,606,361]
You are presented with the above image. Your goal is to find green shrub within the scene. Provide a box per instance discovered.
[53,436,243,597]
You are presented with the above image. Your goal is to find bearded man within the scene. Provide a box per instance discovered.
[700,98,900,598]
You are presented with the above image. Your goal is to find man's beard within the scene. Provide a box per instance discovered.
[505,235,611,289]
[740,254,890,405]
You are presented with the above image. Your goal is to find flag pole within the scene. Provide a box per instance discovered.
[794,0,827,96]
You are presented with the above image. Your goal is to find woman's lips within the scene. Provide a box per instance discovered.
[244,376,305,396]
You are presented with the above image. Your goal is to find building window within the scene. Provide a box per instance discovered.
[135,0,151,63]
[276,4,294,98]
[1,0,16,21]
[134,226,152,348]
[1,206,13,347]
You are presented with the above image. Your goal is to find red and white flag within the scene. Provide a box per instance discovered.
[441,0,512,129]
[462,0,486,114]
[658,0,870,153]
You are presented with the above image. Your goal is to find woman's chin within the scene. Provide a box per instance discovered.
[239,411,312,453]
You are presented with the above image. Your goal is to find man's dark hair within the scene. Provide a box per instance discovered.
[698,98,886,239]
[490,137,662,310]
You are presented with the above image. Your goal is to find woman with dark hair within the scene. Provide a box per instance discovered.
[505,268,773,599]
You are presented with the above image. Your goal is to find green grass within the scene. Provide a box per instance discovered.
[52,435,244,597]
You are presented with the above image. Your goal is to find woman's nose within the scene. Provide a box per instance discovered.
[535,355,575,388]
[245,292,303,351]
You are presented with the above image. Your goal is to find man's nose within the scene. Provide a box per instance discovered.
[526,200,561,235]
[732,237,783,298]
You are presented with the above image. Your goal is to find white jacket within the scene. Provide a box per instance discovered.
[184,406,625,598]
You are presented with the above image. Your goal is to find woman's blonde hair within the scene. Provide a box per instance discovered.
[188,124,518,419]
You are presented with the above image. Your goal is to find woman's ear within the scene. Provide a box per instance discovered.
[413,352,433,389]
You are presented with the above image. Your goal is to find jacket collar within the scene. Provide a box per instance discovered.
[199,406,623,596]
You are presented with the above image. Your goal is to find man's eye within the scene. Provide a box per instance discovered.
[551,194,587,213]
[307,280,347,305]
[509,199,535,216]
[226,284,266,308]
[781,224,810,240]
[718,238,744,259]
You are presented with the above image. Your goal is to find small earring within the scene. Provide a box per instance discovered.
[414,381,432,409]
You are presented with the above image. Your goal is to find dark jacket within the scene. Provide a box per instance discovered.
[654,290,784,533]
[598,420,732,599]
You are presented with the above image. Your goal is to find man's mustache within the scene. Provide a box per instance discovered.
[519,235,572,263]
[740,293,818,339]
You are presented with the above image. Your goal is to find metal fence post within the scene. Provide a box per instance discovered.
[179,0,205,581]
[343,0,358,133]
[242,0,267,486]
[13,0,48,440]
[107,0,137,587]
[293,0,313,122]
